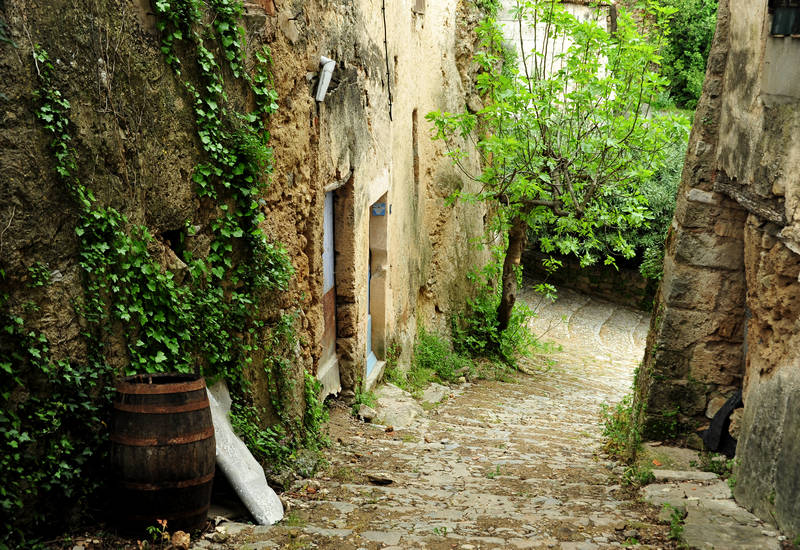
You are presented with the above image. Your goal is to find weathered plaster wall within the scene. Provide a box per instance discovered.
[499,0,611,80]
[0,0,489,529]
[289,0,488,394]
[636,0,800,535]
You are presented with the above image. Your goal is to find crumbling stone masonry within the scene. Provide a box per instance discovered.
[635,0,800,535]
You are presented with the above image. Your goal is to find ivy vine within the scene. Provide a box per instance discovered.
[0,0,326,546]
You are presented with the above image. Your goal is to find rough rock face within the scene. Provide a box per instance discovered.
[635,0,800,535]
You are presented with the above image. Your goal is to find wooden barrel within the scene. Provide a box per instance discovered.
[111,373,215,533]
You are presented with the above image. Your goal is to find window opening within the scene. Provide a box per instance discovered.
[769,0,800,37]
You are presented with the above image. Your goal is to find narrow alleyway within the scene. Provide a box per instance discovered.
[200,284,781,550]
[201,283,668,550]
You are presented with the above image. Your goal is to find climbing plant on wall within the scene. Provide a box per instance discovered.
[0,1,330,546]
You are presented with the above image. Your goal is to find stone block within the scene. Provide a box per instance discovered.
[646,379,706,419]
[774,375,800,535]
[728,407,744,439]
[661,256,723,312]
[674,231,744,271]
[713,314,745,341]
[714,218,745,239]
[650,348,691,380]
[735,368,800,535]
[690,342,744,385]
[683,501,780,550]
[686,188,722,205]
[705,395,728,419]
[673,196,720,229]
[715,272,746,313]
[652,469,718,482]
[657,307,717,351]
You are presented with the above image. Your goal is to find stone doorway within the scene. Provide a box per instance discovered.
[317,190,340,398]
[367,194,388,385]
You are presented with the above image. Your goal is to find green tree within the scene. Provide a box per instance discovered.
[428,0,687,333]
[659,0,718,109]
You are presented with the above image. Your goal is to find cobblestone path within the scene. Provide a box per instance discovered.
[203,284,679,549]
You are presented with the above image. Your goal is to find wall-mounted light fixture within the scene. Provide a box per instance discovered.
[315,56,336,101]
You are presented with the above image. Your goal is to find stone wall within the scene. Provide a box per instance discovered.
[635,0,800,535]
[522,250,656,310]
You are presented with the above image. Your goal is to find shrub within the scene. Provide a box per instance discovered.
[660,0,718,109]
[451,264,539,366]
[600,393,641,463]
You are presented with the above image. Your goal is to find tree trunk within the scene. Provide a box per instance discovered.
[497,216,528,333]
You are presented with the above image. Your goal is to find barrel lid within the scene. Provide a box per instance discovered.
[116,373,206,395]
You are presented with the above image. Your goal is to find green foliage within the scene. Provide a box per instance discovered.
[428,1,687,269]
[414,327,474,383]
[473,0,501,16]
[230,370,328,474]
[0,281,115,549]
[663,503,687,541]
[634,121,689,281]
[385,328,475,397]
[659,0,718,109]
[600,393,641,463]
[26,262,51,287]
[351,387,377,417]
[230,315,328,474]
[451,262,539,365]
[622,464,654,486]
[644,406,682,440]
[691,452,734,477]
[145,518,170,548]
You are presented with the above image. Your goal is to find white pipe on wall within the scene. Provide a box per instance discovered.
[315,56,336,102]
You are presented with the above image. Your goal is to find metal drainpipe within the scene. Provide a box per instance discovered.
[381,0,393,121]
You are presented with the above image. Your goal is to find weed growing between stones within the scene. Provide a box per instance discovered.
[600,391,660,487]
[385,327,478,397]
[622,464,655,487]
[600,394,641,463]
[690,451,734,477]
[350,386,377,417]
[662,503,687,544]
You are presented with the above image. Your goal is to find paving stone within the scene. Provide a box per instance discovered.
[216,522,253,536]
[357,404,377,421]
[683,505,781,550]
[238,542,278,550]
[374,383,424,428]
[360,530,403,545]
[652,469,719,482]
[304,526,352,537]
[421,382,449,405]
[643,480,733,508]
